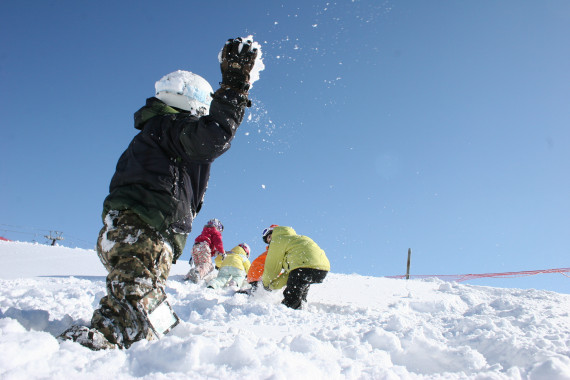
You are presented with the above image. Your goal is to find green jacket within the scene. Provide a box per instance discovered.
[103,90,247,262]
[262,226,330,290]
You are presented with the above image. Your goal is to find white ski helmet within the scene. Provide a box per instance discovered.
[155,70,213,116]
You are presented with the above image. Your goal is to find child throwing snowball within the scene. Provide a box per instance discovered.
[59,36,263,350]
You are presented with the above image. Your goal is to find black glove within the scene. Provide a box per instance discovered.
[220,37,258,94]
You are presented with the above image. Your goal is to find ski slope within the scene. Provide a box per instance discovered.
[1,240,569,379]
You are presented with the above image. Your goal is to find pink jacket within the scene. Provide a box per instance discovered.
[194,226,224,256]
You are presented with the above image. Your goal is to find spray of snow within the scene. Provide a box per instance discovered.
[242,97,291,153]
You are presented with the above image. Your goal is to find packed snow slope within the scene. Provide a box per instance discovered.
[1,241,569,379]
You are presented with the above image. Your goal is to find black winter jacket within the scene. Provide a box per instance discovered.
[102,90,247,261]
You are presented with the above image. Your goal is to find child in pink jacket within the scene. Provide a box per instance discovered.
[185,218,224,283]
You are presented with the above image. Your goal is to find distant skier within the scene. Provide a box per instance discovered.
[261,225,330,309]
[185,218,225,283]
[59,36,262,350]
[207,243,251,289]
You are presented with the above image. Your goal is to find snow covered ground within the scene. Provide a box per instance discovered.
[0,241,569,379]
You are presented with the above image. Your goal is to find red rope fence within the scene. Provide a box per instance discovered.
[387,267,570,282]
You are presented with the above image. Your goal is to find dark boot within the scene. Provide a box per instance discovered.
[58,325,117,350]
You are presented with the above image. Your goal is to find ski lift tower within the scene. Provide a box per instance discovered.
[44,231,64,246]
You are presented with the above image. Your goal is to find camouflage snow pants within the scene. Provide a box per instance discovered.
[91,210,174,348]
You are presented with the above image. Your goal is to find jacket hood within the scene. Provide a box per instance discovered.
[133,97,182,130]
[230,245,248,256]
[272,226,296,237]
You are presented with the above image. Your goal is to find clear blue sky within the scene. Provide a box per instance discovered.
[1,1,569,293]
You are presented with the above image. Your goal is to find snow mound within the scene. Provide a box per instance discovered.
[1,240,570,379]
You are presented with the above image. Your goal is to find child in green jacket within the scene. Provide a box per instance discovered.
[261,226,330,309]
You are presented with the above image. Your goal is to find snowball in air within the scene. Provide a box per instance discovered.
[218,35,265,88]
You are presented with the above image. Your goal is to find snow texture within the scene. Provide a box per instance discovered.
[155,71,213,102]
[154,70,214,114]
[1,240,569,379]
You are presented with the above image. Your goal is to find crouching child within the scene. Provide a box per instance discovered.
[261,226,330,309]
[185,218,225,283]
[207,243,251,289]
